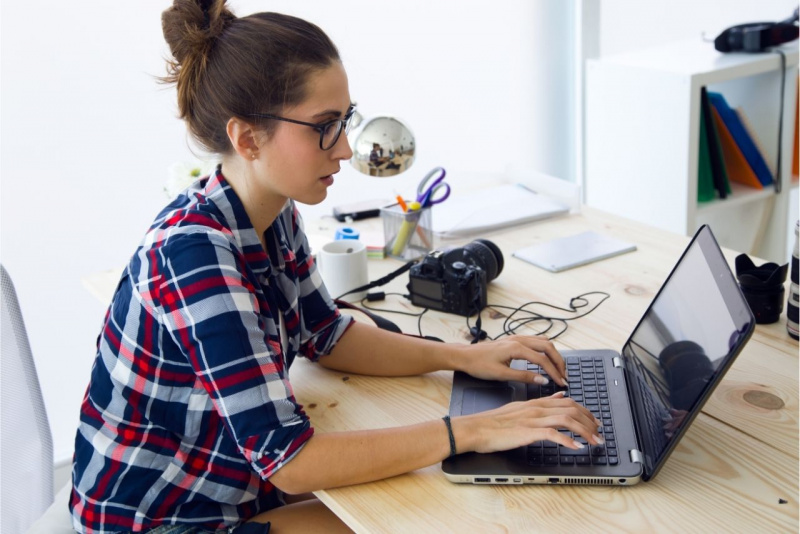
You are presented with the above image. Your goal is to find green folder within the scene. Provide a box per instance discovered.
[702,87,731,198]
[698,104,716,202]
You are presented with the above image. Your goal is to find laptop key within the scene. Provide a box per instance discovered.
[545,456,559,465]
[575,456,591,465]
[560,456,575,465]
[608,457,619,465]
[592,456,608,465]
[559,446,589,456]
[528,455,543,465]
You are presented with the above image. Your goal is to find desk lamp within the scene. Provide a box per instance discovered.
[349,111,416,177]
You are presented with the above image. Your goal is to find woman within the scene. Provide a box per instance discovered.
[70,1,602,533]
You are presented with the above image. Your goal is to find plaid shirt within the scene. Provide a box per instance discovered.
[71,167,352,533]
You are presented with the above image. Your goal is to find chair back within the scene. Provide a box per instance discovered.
[1,265,54,533]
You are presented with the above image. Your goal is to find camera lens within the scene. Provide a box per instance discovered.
[461,239,504,281]
[735,254,788,324]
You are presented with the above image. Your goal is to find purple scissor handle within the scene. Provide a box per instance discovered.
[416,167,450,208]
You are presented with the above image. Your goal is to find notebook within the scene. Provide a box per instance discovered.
[443,225,755,486]
[513,231,637,272]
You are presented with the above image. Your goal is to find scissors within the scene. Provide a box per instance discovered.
[416,167,450,208]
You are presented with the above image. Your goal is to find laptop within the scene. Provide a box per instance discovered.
[443,225,755,486]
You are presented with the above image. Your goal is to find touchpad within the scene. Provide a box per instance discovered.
[462,387,514,415]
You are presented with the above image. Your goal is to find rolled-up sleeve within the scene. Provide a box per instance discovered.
[288,204,354,361]
[154,230,311,479]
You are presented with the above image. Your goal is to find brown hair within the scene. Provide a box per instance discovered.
[161,0,340,154]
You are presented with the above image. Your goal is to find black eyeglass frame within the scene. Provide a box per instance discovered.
[246,104,357,150]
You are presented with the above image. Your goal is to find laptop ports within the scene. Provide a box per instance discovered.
[548,477,559,484]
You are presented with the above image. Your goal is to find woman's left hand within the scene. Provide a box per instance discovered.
[453,335,567,387]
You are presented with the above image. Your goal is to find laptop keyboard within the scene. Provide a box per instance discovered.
[525,355,619,466]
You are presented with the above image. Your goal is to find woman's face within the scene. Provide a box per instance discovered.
[257,61,353,206]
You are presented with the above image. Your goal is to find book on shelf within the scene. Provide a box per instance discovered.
[711,107,763,190]
[707,91,774,188]
[735,108,777,176]
[700,86,730,199]
[697,95,717,202]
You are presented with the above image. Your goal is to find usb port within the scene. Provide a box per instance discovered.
[548,477,559,484]
[474,477,490,483]
[495,478,508,483]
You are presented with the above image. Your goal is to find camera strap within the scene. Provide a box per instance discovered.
[334,259,418,301]
[332,259,417,335]
[333,258,445,342]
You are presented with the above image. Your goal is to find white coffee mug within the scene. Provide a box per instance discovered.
[316,240,369,301]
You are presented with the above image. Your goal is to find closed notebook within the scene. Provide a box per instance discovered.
[513,231,637,272]
[711,107,763,189]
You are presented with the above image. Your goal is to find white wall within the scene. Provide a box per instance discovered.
[1,0,577,466]
[599,0,798,57]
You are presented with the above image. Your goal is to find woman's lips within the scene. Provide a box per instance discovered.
[320,175,334,186]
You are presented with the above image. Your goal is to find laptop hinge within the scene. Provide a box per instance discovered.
[629,449,644,464]
[612,356,624,369]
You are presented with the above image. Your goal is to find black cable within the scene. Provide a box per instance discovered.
[334,259,419,301]
[473,291,611,341]
[416,308,429,338]
[358,292,426,318]
[773,48,786,194]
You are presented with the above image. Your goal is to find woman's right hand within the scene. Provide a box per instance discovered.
[453,392,604,454]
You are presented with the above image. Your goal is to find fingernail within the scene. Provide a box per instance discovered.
[572,441,585,449]
[594,417,602,426]
[593,434,605,445]
[534,375,549,385]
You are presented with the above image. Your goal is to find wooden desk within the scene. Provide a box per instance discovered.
[298,207,799,533]
[84,207,799,532]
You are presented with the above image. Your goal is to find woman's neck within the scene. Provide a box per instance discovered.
[220,156,287,248]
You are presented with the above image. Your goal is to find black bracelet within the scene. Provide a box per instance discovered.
[442,415,457,457]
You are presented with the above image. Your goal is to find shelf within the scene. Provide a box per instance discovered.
[696,183,776,215]
[598,39,799,83]
[586,39,798,263]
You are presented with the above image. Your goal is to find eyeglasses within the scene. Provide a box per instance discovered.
[246,104,357,150]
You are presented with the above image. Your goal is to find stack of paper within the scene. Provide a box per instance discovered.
[431,184,568,238]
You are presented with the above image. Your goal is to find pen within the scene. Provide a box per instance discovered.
[396,195,409,213]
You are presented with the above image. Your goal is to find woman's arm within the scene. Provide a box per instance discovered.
[269,391,601,495]
[320,321,569,386]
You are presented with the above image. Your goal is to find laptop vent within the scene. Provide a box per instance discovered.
[563,478,614,486]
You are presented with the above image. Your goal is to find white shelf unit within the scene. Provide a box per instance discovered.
[586,39,799,263]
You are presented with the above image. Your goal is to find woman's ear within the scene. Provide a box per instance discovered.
[226,118,261,160]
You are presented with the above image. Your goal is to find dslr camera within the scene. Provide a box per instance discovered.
[407,239,504,316]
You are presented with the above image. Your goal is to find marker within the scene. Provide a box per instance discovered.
[391,201,421,256]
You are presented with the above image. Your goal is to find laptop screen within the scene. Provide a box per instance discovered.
[620,226,754,479]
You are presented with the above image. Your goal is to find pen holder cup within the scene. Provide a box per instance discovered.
[381,202,434,261]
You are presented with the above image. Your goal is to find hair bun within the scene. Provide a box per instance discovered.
[162,0,235,64]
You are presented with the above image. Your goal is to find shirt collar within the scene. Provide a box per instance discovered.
[200,165,273,275]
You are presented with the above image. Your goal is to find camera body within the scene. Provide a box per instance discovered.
[407,239,503,316]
